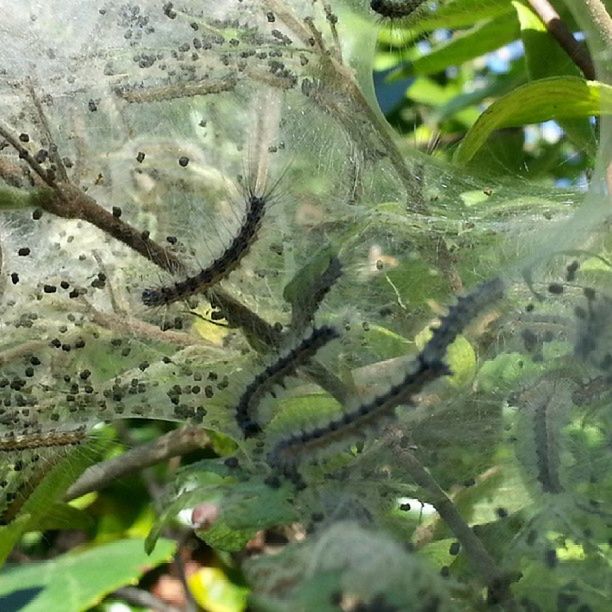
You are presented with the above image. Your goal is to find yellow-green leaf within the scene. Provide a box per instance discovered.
[454,77,612,164]
[188,566,248,612]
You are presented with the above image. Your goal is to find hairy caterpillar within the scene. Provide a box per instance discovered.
[370,0,427,19]
[268,277,505,476]
[0,427,89,523]
[297,256,343,328]
[515,381,567,495]
[0,429,86,452]
[522,259,611,372]
[236,326,340,438]
[532,395,562,494]
[420,277,505,366]
[142,180,271,307]
[267,357,448,477]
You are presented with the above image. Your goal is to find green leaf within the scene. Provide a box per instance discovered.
[454,77,612,164]
[0,538,176,612]
[415,326,477,387]
[434,58,527,123]
[512,1,597,155]
[0,441,103,566]
[220,480,298,532]
[405,77,481,127]
[0,516,31,568]
[400,13,519,78]
[382,0,513,38]
[474,352,543,393]
[197,479,298,553]
[34,502,93,533]
[188,566,248,612]
[199,521,255,553]
[283,243,335,306]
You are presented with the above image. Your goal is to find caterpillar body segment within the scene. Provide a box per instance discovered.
[142,188,268,307]
[267,356,448,476]
[370,0,428,20]
[236,325,341,438]
[267,277,504,478]
[420,277,505,367]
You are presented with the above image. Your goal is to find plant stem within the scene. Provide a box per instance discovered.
[393,439,517,608]
[65,426,209,501]
[527,0,596,79]
[583,0,612,48]
[111,587,180,612]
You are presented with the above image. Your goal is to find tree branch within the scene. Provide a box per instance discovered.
[527,0,596,80]
[390,434,517,608]
[64,426,209,501]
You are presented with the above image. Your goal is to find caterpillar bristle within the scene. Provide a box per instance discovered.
[267,277,504,477]
[236,325,340,438]
[142,184,271,307]
[370,0,428,20]
[420,277,505,366]
[267,356,448,476]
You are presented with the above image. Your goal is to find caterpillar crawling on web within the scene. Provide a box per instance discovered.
[268,277,505,478]
[236,325,341,438]
[141,179,272,307]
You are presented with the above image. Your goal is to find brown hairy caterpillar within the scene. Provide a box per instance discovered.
[370,0,427,19]
[142,179,272,307]
[268,277,505,477]
[236,325,340,438]
[0,429,87,452]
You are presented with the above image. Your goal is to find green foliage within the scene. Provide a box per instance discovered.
[376,0,606,183]
[0,0,610,611]
[0,538,176,611]
[454,77,611,163]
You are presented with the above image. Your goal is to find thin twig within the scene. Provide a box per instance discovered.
[527,0,596,79]
[111,587,180,612]
[392,437,517,608]
[26,79,70,181]
[65,426,209,500]
[78,299,211,348]
[173,533,199,612]
[0,122,53,186]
